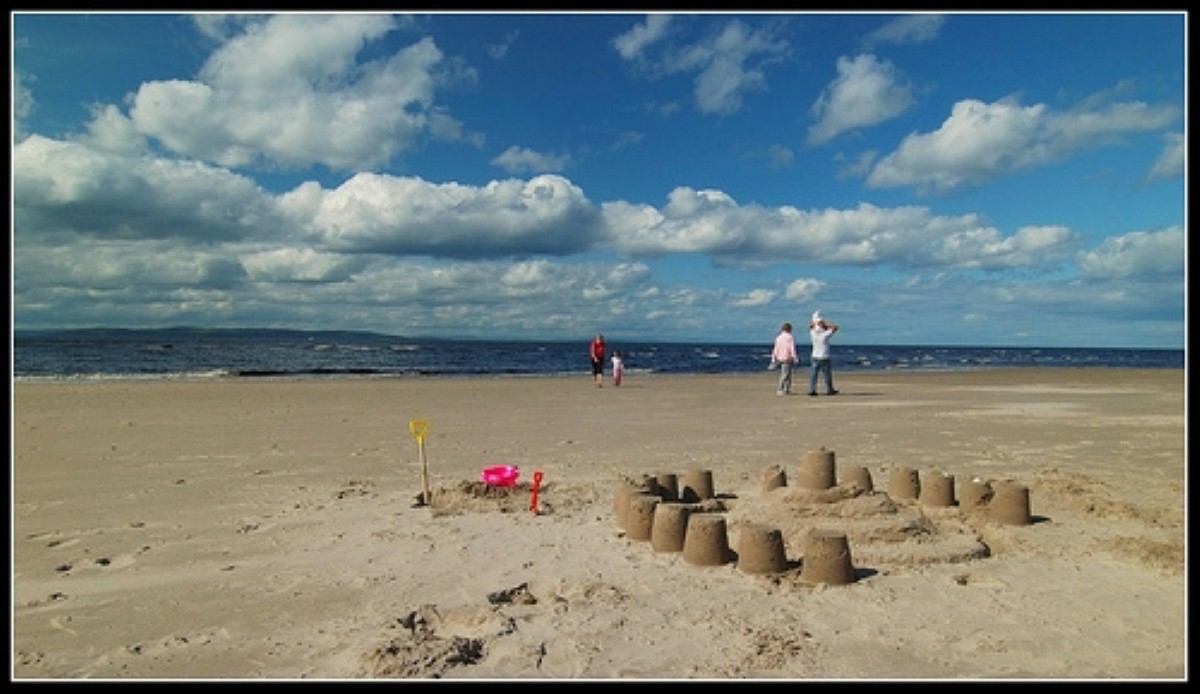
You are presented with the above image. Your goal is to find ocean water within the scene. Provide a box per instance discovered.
[10,328,1184,382]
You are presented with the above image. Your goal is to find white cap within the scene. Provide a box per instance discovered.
[812,311,823,323]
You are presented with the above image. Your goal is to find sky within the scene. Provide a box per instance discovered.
[10,11,1187,349]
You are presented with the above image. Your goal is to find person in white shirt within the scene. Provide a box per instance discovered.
[808,311,839,396]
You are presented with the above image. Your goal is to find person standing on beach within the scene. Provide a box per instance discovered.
[590,333,606,387]
[771,322,798,396]
[611,349,625,386]
[808,311,839,396]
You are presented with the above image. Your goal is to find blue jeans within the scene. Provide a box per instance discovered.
[810,358,834,394]
[777,361,793,394]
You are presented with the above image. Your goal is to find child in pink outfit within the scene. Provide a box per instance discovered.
[611,350,625,386]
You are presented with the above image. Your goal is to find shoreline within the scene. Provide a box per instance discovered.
[11,363,1187,385]
[13,367,1185,679]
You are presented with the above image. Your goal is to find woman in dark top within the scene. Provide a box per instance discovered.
[589,333,606,387]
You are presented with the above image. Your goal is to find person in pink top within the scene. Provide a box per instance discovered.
[770,322,798,395]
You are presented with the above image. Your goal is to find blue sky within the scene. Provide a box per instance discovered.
[11,11,1186,348]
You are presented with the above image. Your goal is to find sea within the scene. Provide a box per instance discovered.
[10,327,1185,382]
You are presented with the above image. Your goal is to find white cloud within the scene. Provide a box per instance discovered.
[1146,132,1184,182]
[612,14,673,60]
[241,247,365,283]
[867,95,1180,194]
[862,14,945,49]
[492,146,573,175]
[930,224,1079,269]
[616,17,788,116]
[691,21,785,115]
[601,193,1076,272]
[81,104,149,155]
[125,15,474,171]
[282,172,602,258]
[12,135,278,242]
[730,288,776,308]
[808,54,915,146]
[1078,227,1184,279]
[784,278,824,301]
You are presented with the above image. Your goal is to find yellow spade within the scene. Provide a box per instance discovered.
[409,418,431,505]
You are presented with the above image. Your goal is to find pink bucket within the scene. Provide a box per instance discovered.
[481,465,520,487]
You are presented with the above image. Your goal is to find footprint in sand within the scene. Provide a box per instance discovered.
[49,615,77,635]
[951,572,1010,588]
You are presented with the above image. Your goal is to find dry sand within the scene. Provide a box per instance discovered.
[11,368,1186,680]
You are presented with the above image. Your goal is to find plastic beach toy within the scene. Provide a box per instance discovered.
[481,465,520,487]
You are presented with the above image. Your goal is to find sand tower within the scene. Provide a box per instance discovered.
[798,447,836,490]
[800,529,855,585]
[887,466,920,500]
[761,465,787,492]
[625,493,661,541]
[919,470,956,507]
[655,473,680,502]
[613,477,655,529]
[841,465,873,492]
[679,469,715,503]
[958,477,993,513]
[650,502,693,553]
[736,524,789,575]
[682,513,732,566]
[989,480,1032,525]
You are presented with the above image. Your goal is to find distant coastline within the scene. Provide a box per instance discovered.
[10,325,1183,351]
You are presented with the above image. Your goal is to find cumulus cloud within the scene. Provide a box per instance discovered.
[784,278,824,301]
[929,224,1080,269]
[279,172,602,258]
[125,14,475,171]
[614,16,788,115]
[351,258,649,308]
[862,14,945,49]
[730,288,776,308]
[867,95,1180,195]
[1077,227,1184,279]
[600,191,1076,272]
[612,13,673,60]
[241,247,366,283]
[492,146,573,175]
[1146,132,1184,182]
[12,135,279,242]
[808,54,916,146]
[14,240,247,292]
[81,104,150,155]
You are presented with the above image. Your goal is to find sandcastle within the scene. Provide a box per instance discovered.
[613,447,1035,587]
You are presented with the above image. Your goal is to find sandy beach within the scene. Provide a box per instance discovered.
[11,368,1186,680]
